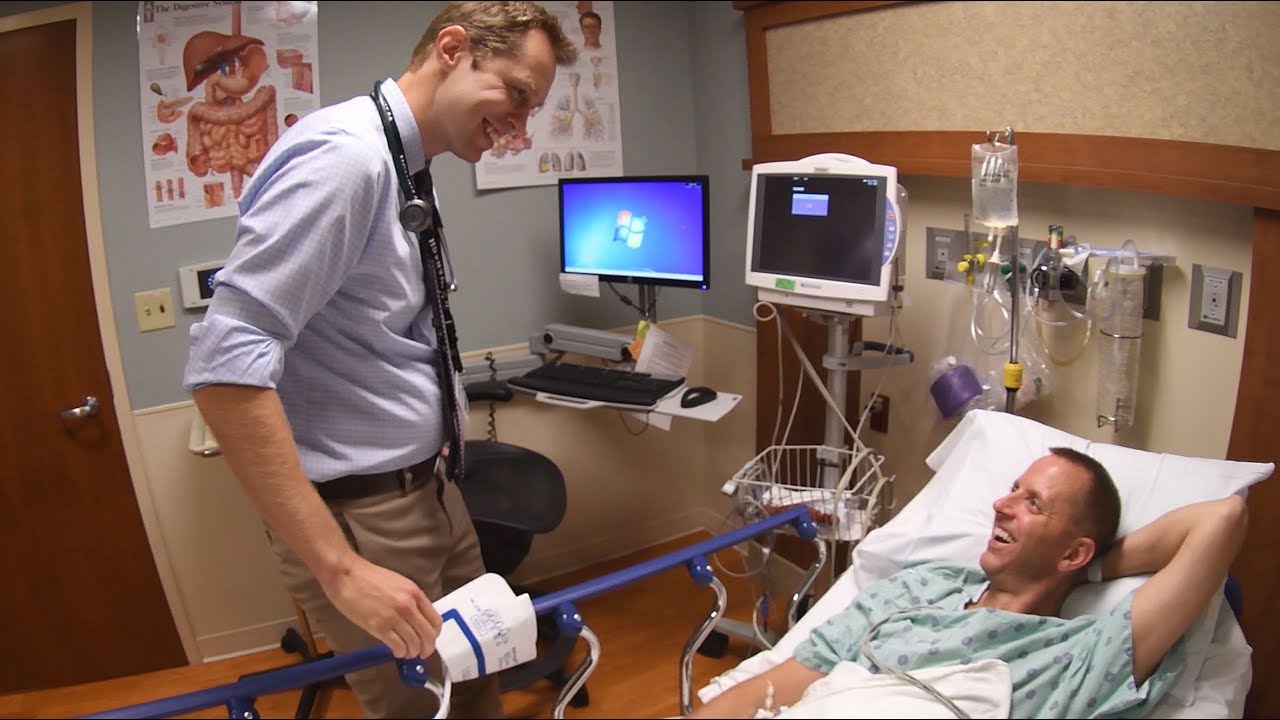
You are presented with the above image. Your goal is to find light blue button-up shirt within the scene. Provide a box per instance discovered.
[183,79,445,483]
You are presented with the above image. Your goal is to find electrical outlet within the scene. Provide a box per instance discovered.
[1200,275,1228,325]
[134,287,176,332]
[1188,264,1242,338]
[868,395,889,434]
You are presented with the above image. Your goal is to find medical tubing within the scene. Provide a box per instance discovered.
[860,606,971,718]
[770,307,895,501]
[1024,246,1093,365]
[711,495,778,579]
[427,677,452,720]
[1026,246,1089,327]
[852,309,904,440]
[755,300,804,451]
[88,505,817,720]
[970,280,1012,355]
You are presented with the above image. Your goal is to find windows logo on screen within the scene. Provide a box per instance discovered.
[612,210,648,249]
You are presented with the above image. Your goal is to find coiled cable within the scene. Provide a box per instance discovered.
[860,606,970,718]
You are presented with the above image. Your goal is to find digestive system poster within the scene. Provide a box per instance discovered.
[474,1,623,191]
[138,1,320,228]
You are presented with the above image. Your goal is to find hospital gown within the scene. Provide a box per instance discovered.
[793,561,1186,718]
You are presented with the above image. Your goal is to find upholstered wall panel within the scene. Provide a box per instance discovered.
[766,1,1279,150]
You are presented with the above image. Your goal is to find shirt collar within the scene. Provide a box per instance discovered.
[377,77,427,177]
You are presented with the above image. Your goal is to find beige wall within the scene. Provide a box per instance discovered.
[132,316,754,661]
[856,176,1253,505]
[768,1,1280,150]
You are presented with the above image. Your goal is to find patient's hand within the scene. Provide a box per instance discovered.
[687,659,824,719]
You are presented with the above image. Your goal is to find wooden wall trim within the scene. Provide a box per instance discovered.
[1227,208,1280,719]
[742,131,1280,210]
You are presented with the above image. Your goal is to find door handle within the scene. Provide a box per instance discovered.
[60,396,100,421]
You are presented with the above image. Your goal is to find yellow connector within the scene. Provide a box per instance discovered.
[1003,361,1023,391]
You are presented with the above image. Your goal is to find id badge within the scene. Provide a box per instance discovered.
[454,371,470,426]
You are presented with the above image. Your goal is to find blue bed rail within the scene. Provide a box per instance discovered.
[86,504,818,719]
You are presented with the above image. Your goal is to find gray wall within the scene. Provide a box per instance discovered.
[6,1,755,409]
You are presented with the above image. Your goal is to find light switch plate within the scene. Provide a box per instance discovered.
[134,287,176,332]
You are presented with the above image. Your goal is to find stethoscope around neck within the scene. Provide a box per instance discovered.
[372,81,459,294]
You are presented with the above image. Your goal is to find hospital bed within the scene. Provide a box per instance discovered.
[86,410,1269,719]
[697,409,1270,718]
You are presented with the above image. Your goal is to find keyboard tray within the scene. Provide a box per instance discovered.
[508,360,684,409]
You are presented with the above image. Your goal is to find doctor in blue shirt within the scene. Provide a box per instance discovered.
[183,3,578,717]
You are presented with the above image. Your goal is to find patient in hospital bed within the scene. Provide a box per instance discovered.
[688,445,1249,719]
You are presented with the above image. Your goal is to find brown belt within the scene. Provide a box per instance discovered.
[313,454,439,502]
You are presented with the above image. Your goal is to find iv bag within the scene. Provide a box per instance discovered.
[972,139,1018,229]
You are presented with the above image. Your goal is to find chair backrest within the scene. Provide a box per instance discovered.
[461,440,567,533]
[459,440,567,578]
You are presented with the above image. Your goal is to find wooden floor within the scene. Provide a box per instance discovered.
[0,533,772,719]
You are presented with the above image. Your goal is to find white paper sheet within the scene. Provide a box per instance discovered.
[559,272,601,297]
[433,573,538,682]
[628,324,694,429]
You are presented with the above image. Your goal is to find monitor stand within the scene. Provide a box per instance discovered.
[701,306,912,659]
[637,283,657,321]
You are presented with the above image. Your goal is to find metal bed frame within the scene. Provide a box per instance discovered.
[86,504,824,720]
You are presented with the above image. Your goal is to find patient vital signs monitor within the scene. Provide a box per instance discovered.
[745,153,905,316]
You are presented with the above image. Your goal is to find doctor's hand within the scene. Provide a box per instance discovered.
[322,556,443,659]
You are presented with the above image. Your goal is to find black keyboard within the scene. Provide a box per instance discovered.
[509,360,684,408]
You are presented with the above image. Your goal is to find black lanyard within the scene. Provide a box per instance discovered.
[370,82,462,374]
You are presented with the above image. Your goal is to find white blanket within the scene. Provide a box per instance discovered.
[770,659,1012,719]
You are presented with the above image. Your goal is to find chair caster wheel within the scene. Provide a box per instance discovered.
[280,627,308,656]
[697,630,729,658]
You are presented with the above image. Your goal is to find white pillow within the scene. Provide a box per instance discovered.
[852,409,1272,707]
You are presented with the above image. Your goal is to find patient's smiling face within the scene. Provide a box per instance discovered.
[980,454,1091,583]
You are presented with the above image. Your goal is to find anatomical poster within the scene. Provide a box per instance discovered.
[137,1,320,229]
[474,1,623,191]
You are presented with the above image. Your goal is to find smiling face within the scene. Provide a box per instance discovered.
[433,26,557,163]
[980,454,1095,584]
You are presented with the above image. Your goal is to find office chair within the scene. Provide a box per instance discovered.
[461,378,589,708]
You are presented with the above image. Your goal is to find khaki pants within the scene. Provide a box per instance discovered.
[267,469,503,719]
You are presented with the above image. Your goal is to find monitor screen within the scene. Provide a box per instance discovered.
[559,175,710,290]
[743,154,902,316]
[750,173,887,286]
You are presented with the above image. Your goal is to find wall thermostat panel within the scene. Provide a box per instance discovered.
[178,259,227,309]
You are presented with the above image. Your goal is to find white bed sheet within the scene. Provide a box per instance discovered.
[698,567,1252,718]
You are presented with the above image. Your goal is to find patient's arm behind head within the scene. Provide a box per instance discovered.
[1105,496,1248,685]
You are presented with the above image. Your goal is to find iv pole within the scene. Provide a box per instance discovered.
[1004,221,1022,413]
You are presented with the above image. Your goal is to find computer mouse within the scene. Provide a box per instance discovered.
[680,385,718,409]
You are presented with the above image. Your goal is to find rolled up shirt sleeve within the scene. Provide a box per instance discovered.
[182,127,383,393]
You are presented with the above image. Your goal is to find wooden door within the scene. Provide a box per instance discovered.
[0,14,187,692]
[1227,208,1280,719]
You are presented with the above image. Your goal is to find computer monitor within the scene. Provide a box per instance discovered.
[558,175,711,291]
[744,153,905,316]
